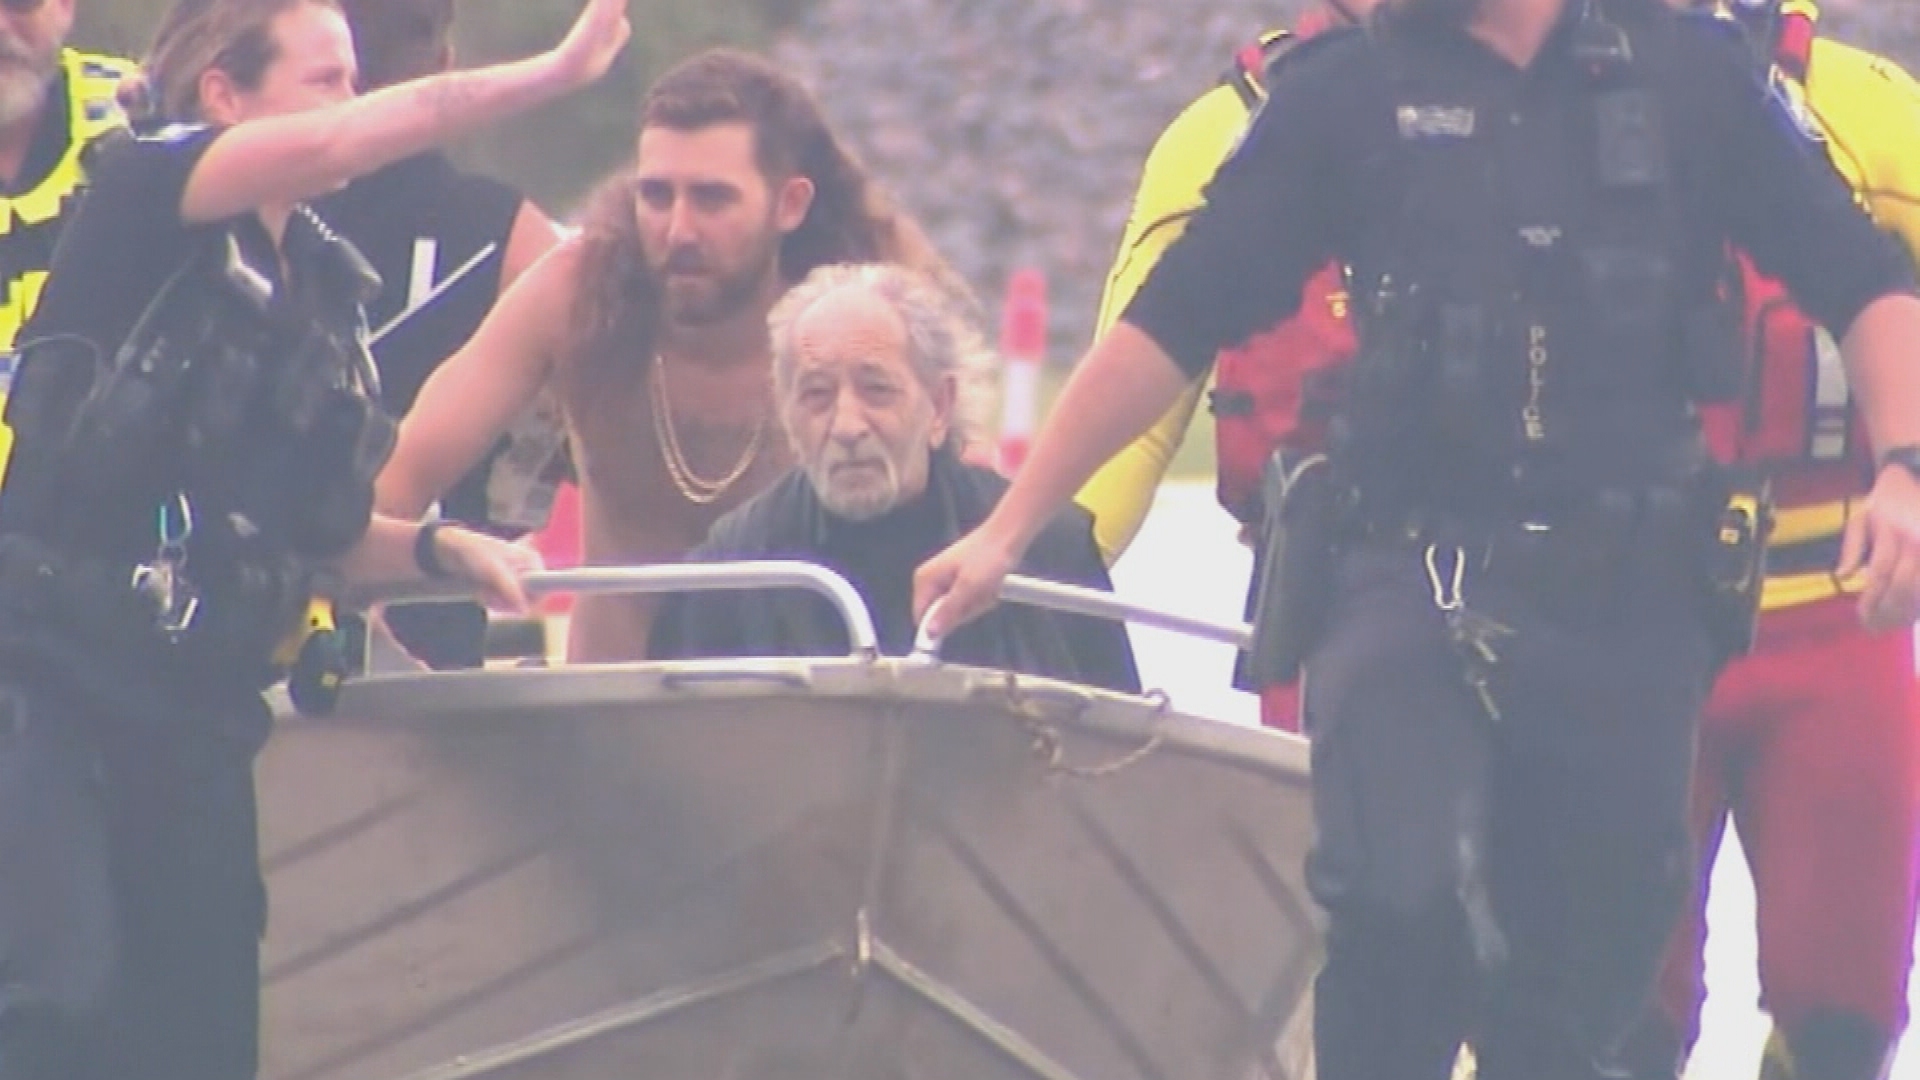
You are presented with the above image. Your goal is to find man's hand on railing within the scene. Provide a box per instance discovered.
[435,528,546,616]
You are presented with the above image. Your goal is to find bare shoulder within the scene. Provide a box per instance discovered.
[524,231,589,300]
[496,232,590,340]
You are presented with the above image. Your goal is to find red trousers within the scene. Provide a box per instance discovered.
[1656,594,1920,1047]
[1259,682,1302,734]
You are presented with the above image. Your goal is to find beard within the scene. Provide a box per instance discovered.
[807,440,909,522]
[0,32,56,130]
[656,228,781,328]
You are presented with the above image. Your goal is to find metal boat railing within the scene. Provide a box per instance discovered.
[910,576,1252,662]
[353,559,1252,669]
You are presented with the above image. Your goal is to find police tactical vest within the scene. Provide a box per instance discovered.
[0,205,395,687]
[1337,4,1714,514]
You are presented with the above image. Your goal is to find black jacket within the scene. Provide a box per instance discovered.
[648,448,1143,695]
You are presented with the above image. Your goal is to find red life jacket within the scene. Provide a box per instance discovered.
[1696,5,1871,510]
[1699,251,1868,506]
[1210,264,1356,523]
[1208,23,1358,525]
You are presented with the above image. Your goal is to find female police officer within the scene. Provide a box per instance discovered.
[0,1,629,1078]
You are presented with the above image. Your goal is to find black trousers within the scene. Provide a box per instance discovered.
[0,671,266,1080]
[1302,538,1714,1080]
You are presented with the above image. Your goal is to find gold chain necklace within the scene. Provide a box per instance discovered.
[647,356,766,505]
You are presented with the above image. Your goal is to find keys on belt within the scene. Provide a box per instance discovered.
[131,492,200,641]
[1425,543,1515,724]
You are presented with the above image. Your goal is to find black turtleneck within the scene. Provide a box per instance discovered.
[816,485,952,655]
[648,450,1142,695]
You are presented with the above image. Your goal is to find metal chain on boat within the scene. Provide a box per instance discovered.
[993,670,1170,779]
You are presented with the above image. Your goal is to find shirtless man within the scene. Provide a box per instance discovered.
[375,47,958,661]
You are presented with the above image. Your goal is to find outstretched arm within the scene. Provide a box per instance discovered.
[376,238,578,519]
[177,0,629,224]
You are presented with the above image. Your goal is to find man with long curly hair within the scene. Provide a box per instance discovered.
[375,47,964,662]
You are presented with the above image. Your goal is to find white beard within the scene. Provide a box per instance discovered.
[813,450,904,523]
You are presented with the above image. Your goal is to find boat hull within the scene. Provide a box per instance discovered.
[257,658,1321,1080]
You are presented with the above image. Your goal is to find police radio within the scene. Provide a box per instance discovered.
[219,208,396,560]
[1571,0,1634,84]
[1702,466,1775,664]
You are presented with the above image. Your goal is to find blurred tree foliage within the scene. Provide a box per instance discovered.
[1823,0,1920,68]
[69,0,813,217]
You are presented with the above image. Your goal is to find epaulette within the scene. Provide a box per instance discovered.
[1223,29,1293,109]
[1221,22,1361,109]
[1219,25,1361,170]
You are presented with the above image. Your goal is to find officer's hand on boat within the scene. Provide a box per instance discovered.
[913,526,1021,641]
[434,528,547,617]
[541,0,633,89]
[1838,464,1920,631]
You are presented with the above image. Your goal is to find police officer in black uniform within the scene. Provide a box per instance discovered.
[0,2,628,1077]
[318,0,569,670]
[912,0,1920,1076]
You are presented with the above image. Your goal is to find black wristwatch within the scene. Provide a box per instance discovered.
[414,521,453,579]
[1878,445,1920,483]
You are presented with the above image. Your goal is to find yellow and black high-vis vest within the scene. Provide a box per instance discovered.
[0,49,134,472]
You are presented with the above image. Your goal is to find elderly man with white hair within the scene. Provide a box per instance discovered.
[648,262,1141,694]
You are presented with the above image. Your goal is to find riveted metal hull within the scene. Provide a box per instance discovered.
[257,659,1320,1080]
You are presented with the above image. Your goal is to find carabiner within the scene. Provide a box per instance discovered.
[1424,543,1466,613]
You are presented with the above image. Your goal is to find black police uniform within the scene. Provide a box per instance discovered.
[314,152,545,670]
[1123,1,1916,1078]
[0,122,392,1080]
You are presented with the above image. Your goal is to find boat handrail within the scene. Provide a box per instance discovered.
[910,576,1253,662]
[351,560,883,658]
[351,560,1255,664]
